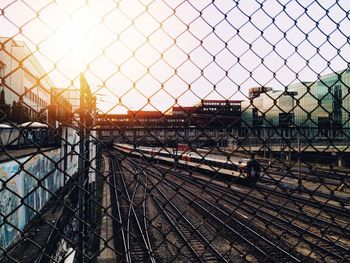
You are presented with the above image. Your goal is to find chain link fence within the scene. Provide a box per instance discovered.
[0,0,349,262]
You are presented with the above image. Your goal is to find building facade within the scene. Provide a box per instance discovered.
[242,69,350,137]
[0,38,55,124]
[289,69,350,130]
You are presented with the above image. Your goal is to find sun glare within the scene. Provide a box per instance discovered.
[3,1,347,115]
[54,7,100,71]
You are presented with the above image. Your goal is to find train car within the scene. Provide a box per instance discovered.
[114,143,260,185]
[177,143,192,152]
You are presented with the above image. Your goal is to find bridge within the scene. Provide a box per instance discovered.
[97,126,350,167]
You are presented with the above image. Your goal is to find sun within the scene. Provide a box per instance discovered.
[37,1,177,113]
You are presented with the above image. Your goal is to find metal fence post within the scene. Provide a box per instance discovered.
[78,73,87,262]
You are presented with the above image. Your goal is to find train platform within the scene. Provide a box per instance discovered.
[0,147,58,163]
[97,156,116,262]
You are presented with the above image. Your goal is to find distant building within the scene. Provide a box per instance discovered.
[241,68,350,136]
[51,88,80,111]
[172,100,241,128]
[289,69,350,132]
[248,87,272,99]
[98,100,241,129]
[51,74,97,128]
[242,88,298,128]
[97,110,179,128]
[0,37,54,124]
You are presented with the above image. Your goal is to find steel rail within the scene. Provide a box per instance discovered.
[131,156,156,256]
[145,173,229,263]
[113,153,156,263]
[114,149,348,261]
[139,168,156,263]
[123,156,293,261]
[188,174,349,260]
[259,177,349,203]
[255,183,350,218]
[147,183,206,262]
[151,163,349,261]
[108,156,130,263]
[143,163,301,262]
[125,158,214,262]
[143,157,349,222]
[124,156,228,262]
[260,161,350,184]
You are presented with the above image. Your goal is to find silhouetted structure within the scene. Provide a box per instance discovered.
[97,100,241,129]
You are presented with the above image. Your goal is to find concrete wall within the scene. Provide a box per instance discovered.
[0,144,78,249]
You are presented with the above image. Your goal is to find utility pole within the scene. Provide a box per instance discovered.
[263,126,266,160]
[77,73,92,262]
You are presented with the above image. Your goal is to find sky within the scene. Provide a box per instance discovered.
[0,0,349,114]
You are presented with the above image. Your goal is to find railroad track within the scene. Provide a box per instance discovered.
[141,162,303,262]
[148,177,225,262]
[109,150,349,262]
[254,183,350,219]
[111,152,225,262]
[260,160,350,186]
[108,153,156,263]
[123,155,303,262]
[203,180,349,261]
[259,177,349,204]
[108,155,128,261]
[140,160,349,262]
[124,157,229,262]
[257,163,349,204]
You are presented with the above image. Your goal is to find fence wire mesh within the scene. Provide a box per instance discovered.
[0,0,349,262]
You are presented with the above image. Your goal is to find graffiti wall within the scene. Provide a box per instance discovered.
[0,147,78,249]
[64,127,79,179]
